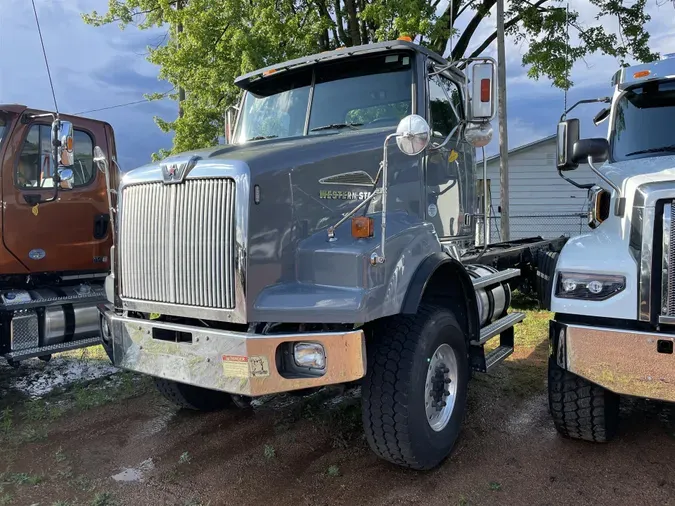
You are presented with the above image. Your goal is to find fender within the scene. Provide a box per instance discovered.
[401,252,480,343]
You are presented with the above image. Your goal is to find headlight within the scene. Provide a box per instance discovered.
[555,272,626,300]
[588,186,610,229]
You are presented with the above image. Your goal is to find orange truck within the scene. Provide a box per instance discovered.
[0,104,115,366]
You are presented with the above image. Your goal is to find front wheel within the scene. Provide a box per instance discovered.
[361,305,469,470]
[548,357,619,442]
[155,378,233,412]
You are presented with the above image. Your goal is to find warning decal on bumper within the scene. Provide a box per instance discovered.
[222,355,250,378]
[222,355,271,378]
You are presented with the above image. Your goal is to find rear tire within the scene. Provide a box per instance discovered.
[155,378,233,411]
[361,305,469,470]
[548,356,619,442]
[536,250,559,310]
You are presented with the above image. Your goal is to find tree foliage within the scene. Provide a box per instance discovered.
[83,0,661,159]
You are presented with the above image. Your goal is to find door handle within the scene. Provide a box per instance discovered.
[94,214,110,239]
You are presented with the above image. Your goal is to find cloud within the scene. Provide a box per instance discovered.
[0,0,172,169]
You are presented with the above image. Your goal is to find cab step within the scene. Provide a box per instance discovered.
[469,311,524,373]
[472,312,525,346]
[471,268,520,289]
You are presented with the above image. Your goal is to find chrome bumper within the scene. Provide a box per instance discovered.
[101,310,366,396]
[551,320,675,403]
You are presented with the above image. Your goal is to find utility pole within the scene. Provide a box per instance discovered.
[496,0,510,241]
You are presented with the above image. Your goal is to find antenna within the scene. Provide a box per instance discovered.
[31,0,59,115]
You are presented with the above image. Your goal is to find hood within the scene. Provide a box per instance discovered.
[597,154,675,204]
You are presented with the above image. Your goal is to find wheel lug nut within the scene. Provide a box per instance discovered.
[444,378,451,384]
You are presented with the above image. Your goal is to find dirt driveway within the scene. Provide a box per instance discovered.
[1,310,674,506]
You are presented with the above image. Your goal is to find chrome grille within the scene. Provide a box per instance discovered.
[120,179,236,308]
[665,203,675,315]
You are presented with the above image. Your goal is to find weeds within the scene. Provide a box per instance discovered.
[327,465,340,477]
[0,493,13,506]
[0,408,12,436]
[55,447,67,463]
[179,451,191,465]
[489,481,502,491]
[458,495,469,506]
[264,444,276,459]
[90,491,117,506]
[52,501,74,506]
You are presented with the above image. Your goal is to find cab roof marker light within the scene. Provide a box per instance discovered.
[633,70,650,79]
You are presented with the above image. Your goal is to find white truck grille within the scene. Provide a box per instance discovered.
[120,179,236,309]
[665,203,675,316]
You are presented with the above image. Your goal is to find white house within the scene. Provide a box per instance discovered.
[480,135,599,242]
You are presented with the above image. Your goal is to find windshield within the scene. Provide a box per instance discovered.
[235,52,414,143]
[0,116,7,146]
[611,80,675,161]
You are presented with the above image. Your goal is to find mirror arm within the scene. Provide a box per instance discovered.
[431,123,462,150]
[560,97,611,121]
[557,169,594,190]
[587,156,624,216]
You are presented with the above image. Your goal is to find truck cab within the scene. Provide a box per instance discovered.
[0,104,115,364]
[99,40,560,470]
[550,56,675,441]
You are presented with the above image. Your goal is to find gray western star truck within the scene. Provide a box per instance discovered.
[96,39,564,470]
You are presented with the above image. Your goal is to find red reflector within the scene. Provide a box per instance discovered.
[480,79,490,102]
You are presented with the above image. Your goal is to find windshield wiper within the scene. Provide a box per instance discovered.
[310,122,363,132]
[246,135,278,141]
[625,145,675,156]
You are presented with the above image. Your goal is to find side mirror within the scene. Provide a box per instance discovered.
[593,107,610,126]
[93,145,109,173]
[556,119,580,171]
[464,121,493,148]
[52,119,74,168]
[572,138,609,164]
[469,62,496,122]
[395,114,431,155]
[224,104,239,144]
[57,168,74,190]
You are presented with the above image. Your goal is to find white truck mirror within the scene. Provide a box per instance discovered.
[470,62,496,122]
[556,119,580,171]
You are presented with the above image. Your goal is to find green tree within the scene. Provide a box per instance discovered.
[83,0,661,159]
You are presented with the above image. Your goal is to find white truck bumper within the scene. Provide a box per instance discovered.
[551,320,675,403]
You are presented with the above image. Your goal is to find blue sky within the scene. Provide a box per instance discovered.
[1,0,673,168]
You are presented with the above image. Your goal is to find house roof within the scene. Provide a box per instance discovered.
[483,134,556,163]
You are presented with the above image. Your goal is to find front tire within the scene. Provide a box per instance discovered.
[361,305,469,470]
[548,357,619,442]
[155,378,233,411]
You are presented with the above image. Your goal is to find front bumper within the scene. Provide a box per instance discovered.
[100,309,366,396]
[550,320,675,403]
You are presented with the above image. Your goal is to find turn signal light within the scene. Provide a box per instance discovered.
[633,70,650,78]
[262,68,277,76]
[397,36,412,42]
[480,79,491,102]
[351,216,374,238]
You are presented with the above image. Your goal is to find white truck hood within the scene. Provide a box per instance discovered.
[600,154,675,205]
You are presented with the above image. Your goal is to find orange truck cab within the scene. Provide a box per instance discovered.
[0,104,115,365]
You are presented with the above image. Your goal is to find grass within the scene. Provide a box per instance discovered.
[488,481,502,491]
[327,465,340,477]
[0,493,13,505]
[263,444,276,460]
[0,472,43,486]
[178,451,191,465]
[90,491,117,506]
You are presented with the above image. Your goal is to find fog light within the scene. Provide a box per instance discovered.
[293,342,326,369]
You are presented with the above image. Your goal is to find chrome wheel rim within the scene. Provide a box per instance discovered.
[425,343,458,432]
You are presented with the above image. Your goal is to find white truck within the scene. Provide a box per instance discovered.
[550,55,675,441]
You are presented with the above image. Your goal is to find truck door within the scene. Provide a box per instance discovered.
[1,116,111,274]
[425,72,474,241]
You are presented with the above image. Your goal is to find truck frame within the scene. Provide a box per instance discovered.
[549,55,675,442]
[98,39,562,470]
[0,105,115,365]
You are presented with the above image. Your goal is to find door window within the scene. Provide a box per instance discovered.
[15,124,95,189]
[428,74,462,139]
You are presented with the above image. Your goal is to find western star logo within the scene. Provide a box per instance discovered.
[319,190,372,200]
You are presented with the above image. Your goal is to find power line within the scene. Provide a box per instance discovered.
[72,99,154,116]
[31,0,59,114]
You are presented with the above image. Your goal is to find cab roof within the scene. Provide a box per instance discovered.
[611,56,675,90]
[234,40,460,90]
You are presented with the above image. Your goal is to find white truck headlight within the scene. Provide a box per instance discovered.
[293,342,326,369]
[555,272,625,300]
